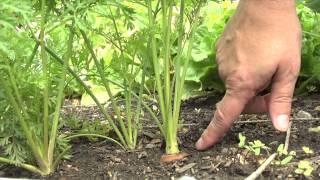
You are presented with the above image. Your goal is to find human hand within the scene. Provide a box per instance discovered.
[196,0,301,150]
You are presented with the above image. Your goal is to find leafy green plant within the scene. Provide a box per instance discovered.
[183,1,236,98]
[0,0,72,175]
[74,1,151,150]
[27,0,153,150]
[295,2,320,94]
[275,144,296,165]
[238,133,270,156]
[305,0,320,12]
[146,0,204,155]
[295,160,314,177]
[239,134,296,165]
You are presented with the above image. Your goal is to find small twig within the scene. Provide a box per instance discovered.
[245,153,277,180]
[284,121,293,152]
[143,117,318,128]
[245,121,293,180]
[235,118,320,124]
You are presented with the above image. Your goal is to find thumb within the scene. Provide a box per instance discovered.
[269,66,298,132]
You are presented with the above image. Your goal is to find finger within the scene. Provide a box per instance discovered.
[243,94,270,114]
[269,65,298,132]
[196,89,253,150]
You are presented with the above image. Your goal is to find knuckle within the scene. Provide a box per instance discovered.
[226,71,249,88]
[270,95,292,104]
[201,128,212,143]
[217,65,226,80]
[225,71,256,98]
[212,106,230,130]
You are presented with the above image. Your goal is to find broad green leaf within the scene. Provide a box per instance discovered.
[305,0,320,12]
[81,84,122,106]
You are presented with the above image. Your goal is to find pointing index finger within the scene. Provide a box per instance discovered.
[195,90,253,150]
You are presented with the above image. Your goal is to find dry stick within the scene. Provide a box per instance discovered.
[245,121,293,180]
[143,117,318,128]
[235,118,320,124]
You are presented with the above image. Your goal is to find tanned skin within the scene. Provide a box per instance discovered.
[196,0,301,150]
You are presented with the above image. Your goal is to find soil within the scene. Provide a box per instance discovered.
[1,94,320,180]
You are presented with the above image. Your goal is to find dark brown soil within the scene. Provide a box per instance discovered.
[1,94,320,179]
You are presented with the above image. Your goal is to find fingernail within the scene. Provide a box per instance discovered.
[276,114,289,132]
[195,137,204,149]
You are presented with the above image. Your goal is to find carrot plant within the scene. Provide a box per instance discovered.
[75,1,149,150]
[0,0,72,175]
[79,29,146,149]
[27,0,150,150]
[146,0,203,156]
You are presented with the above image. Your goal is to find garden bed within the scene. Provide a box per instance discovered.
[1,94,320,179]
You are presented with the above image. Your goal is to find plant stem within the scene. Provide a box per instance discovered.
[64,134,125,150]
[303,30,320,38]
[48,27,74,167]
[147,0,167,138]
[133,68,146,146]
[40,0,49,160]
[80,30,130,147]
[34,37,127,148]
[0,157,44,175]
[5,60,31,120]
[30,30,163,149]
[172,0,185,131]
[108,6,135,148]
[172,1,202,145]
[42,42,164,136]
[26,42,39,69]
[0,78,47,172]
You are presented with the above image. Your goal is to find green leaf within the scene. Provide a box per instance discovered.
[302,146,314,154]
[298,160,313,170]
[277,144,285,155]
[305,0,320,13]
[254,148,261,156]
[280,155,294,165]
[238,133,246,148]
[252,140,265,148]
[81,84,122,106]
[304,168,313,177]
